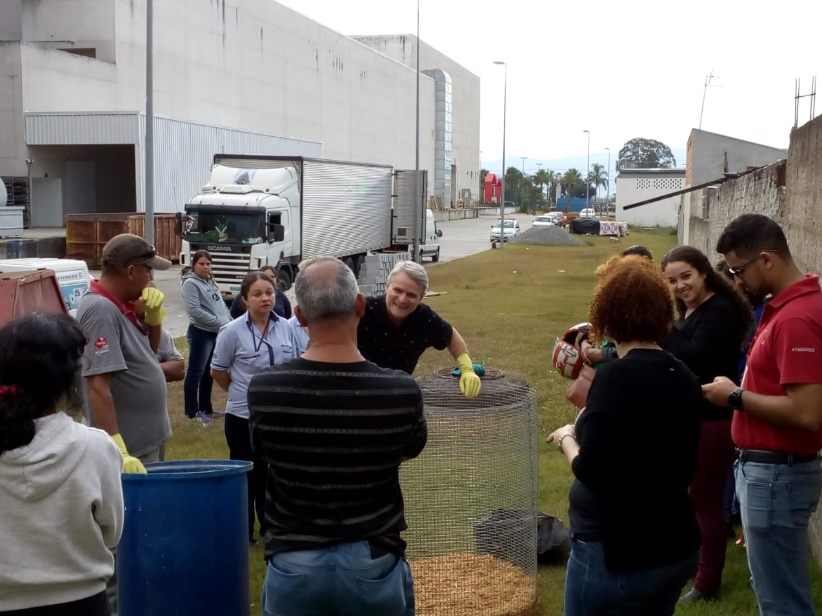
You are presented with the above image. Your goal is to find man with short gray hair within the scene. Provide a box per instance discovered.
[358,260,481,398]
[248,257,425,616]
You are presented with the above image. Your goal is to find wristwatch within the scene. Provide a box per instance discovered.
[728,387,745,411]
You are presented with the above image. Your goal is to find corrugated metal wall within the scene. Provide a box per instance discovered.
[138,116,322,214]
[26,113,140,145]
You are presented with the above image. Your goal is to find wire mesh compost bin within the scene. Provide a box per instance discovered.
[401,369,539,616]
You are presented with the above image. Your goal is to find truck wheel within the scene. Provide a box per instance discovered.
[432,248,440,263]
[276,267,292,291]
[343,256,355,273]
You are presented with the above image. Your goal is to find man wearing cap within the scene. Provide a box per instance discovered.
[78,234,172,474]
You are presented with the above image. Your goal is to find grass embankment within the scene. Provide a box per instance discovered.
[166,229,822,615]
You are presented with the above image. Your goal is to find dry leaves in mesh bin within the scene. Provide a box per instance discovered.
[410,554,536,616]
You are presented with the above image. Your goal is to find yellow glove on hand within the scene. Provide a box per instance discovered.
[140,287,166,327]
[457,353,482,399]
[112,433,147,474]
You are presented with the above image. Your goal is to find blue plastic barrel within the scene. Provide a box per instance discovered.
[118,460,253,616]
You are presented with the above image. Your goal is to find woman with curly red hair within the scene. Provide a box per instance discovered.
[548,256,702,616]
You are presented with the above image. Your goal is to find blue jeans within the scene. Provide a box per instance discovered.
[261,541,415,616]
[735,457,822,616]
[564,539,697,616]
[184,325,217,417]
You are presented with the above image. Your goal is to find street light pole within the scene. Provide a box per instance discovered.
[520,156,527,211]
[583,130,590,211]
[412,0,422,263]
[493,61,507,248]
[144,0,154,243]
[604,147,611,215]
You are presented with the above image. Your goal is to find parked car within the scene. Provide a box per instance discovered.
[579,207,599,219]
[491,219,521,243]
[533,215,555,227]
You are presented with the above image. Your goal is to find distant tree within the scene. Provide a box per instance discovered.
[616,138,677,171]
[533,169,553,203]
[562,168,584,199]
[480,169,489,202]
[504,167,524,206]
[587,163,607,198]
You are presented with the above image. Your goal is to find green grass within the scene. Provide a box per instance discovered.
[165,230,822,615]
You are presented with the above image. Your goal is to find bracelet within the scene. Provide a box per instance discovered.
[558,434,577,452]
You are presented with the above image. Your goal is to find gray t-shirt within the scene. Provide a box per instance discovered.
[156,330,184,363]
[77,292,172,457]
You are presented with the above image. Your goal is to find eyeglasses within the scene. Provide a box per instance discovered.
[727,250,777,277]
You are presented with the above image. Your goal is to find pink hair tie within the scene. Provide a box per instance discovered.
[0,385,22,399]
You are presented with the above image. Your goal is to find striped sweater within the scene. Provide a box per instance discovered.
[248,358,427,558]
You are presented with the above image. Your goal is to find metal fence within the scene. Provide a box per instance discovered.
[401,369,539,616]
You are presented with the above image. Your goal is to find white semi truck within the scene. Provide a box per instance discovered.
[177,155,441,297]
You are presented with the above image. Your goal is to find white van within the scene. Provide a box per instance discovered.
[0,258,92,317]
[419,209,442,263]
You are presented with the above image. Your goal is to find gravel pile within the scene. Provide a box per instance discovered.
[511,225,585,246]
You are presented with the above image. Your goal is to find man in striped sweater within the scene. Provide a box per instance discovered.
[249,256,426,616]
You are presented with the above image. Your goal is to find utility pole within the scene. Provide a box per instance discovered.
[144,0,154,243]
[493,61,507,248]
[604,147,611,216]
[699,71,721,130]
[583,130,590,211]
[413,0,422,263]
[520,156,527,210]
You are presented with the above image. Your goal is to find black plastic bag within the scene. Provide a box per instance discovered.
[537,513,571,564]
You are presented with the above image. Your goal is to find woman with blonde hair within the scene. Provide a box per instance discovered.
[548,256,702,616]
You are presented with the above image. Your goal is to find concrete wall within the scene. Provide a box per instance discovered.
[3,0,447,212]
[686,129,788,187]
[109,0,437,182]
[0,0,23,41]
[616,171,684,227]
[0,43,28,178]
[681,161,786,258]
[352,35,481,202]
[21,0,116,61]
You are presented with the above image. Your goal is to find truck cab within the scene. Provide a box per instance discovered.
[179,166,298,298]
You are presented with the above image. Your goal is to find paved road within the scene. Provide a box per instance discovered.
[140,212,537,338]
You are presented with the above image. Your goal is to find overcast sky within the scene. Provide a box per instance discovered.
[277,0,821,169]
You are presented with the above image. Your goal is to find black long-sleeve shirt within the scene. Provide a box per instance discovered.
[662,293,748,421]
[569,349,702,572]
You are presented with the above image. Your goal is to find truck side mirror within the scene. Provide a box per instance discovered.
[436,229,443,238]
[174,212,182,237]
[269,224,285,242]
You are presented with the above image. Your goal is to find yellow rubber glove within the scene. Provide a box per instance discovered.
[112,433,147,474]
[457,353,482,399]
[140,287,166,327]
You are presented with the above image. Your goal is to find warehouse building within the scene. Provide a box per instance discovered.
[0,0,480,228]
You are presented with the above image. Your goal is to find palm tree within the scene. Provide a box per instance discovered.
[587,163,607,199]
[532,169,553,206]
[562,169,583,198]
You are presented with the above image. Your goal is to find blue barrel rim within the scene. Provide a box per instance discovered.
[121,459,253,481]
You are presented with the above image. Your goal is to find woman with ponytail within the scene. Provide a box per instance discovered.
[661,246,753,603]
[0,314,124,616]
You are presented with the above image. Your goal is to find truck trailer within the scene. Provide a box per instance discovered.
[178,155,439,297]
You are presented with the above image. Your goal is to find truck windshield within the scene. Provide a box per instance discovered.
[183,210,264,244]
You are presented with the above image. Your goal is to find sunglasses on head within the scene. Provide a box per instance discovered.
[727,250,777,277]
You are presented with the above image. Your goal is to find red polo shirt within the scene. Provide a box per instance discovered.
[734,275,822,455]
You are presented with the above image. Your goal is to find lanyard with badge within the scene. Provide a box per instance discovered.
[247,318,276,367]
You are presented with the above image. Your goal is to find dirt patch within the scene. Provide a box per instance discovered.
[511,226,585,246]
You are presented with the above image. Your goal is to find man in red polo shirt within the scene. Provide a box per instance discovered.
[704,214,822,616]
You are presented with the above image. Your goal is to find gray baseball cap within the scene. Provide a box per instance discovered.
[101,234,172,270]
